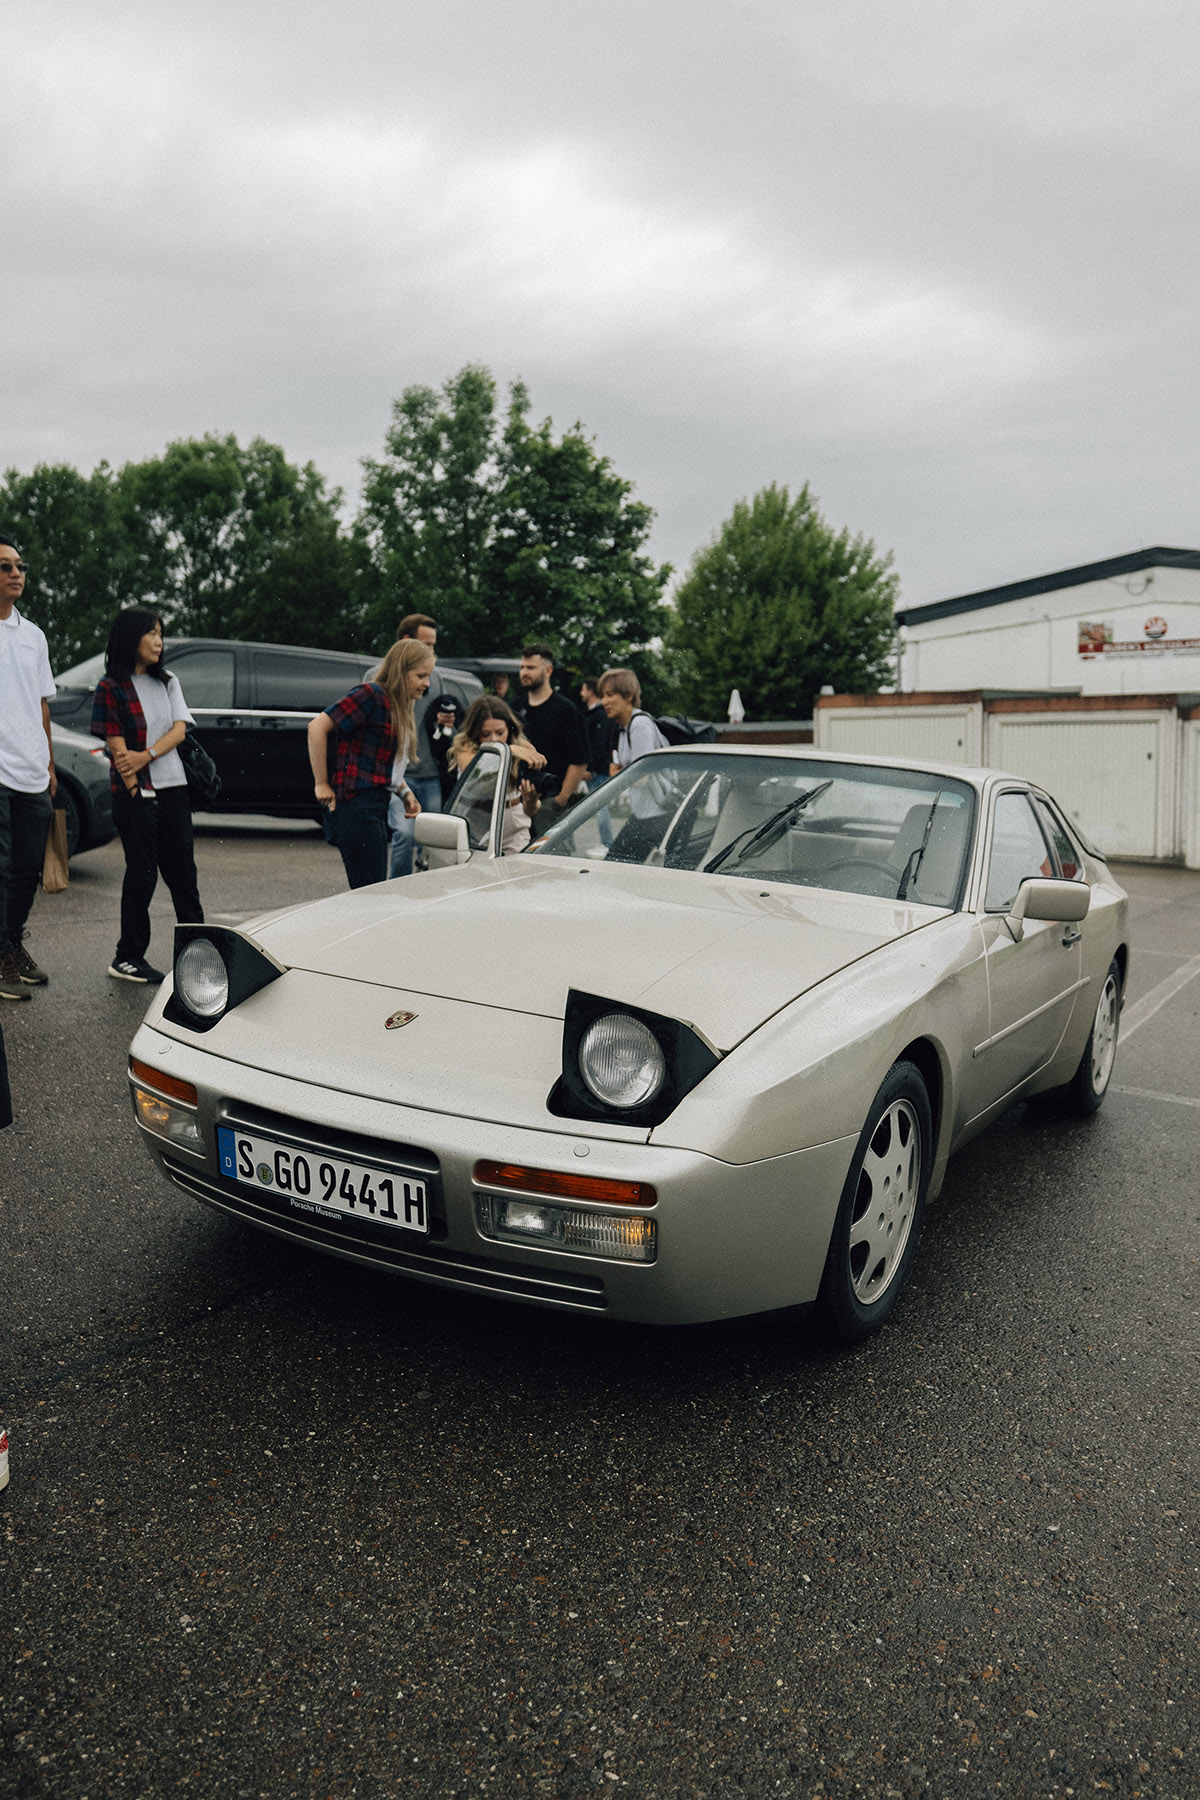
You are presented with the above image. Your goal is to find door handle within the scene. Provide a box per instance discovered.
[1061,928,1082,947]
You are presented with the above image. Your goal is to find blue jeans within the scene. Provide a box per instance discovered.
[323,787,391,889]
[388,776,443,878]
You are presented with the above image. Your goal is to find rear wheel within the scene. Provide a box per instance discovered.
[818,1060,932,1343]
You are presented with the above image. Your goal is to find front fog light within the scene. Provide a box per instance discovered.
[176,938,229,1018]
[476,1194,656,1263]
[133,1087,204,1155]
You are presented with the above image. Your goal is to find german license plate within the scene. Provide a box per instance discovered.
[216,1125,429,1234]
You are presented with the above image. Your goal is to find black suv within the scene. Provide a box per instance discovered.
[50,638,483,818]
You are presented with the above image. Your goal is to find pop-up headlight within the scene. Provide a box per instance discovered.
[164,925,286,1032]
[549,989,720,1127]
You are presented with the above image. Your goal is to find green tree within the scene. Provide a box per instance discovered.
[0,461,126,668]
[668,483,898,720]
[114,434,356,646]
[355,364,498,648]
[486,383,670,672]
[354,366,670,668]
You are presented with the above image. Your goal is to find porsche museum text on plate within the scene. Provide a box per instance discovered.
[126,745,1127,1342]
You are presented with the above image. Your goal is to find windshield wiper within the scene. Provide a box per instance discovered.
[895,790,943,901]
[703,781,833,874]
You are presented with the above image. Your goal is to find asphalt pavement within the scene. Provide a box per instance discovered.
[1,823,1197,1800]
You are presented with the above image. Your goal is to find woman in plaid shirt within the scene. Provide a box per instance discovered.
[307,638,434,888]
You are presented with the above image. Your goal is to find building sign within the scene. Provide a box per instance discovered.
[1078,618,1200,659]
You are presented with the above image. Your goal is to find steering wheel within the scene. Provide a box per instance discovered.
[819,857,900,895]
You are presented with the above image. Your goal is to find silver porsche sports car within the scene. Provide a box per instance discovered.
[128,745,1127,1341]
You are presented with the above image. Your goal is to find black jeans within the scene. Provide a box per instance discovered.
[113,785,204,964]
[322,786,390,889]
[0,783,54,953]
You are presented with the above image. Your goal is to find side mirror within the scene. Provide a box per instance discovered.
[1006,876,1090,940]
[414,812,470,866]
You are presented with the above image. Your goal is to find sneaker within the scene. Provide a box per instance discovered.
[0,952,32,1002]
[108,958,166,984]
[12,936,48,985]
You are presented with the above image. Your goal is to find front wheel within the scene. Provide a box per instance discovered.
[817,1060,932,1343]
[1064,959,1121,1115]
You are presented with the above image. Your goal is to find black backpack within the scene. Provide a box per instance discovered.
[653,714,718,746]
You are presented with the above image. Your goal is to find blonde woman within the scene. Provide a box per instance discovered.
[450,696,545,854]
[306,638,434,888]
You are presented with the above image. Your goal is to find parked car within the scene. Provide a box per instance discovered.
[127,746,1127,1342]
[51,725,115,856]
[50,639,483,818]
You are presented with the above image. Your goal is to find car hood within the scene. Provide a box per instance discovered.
[247,858,944,1051]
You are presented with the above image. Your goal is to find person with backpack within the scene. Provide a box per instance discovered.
[596,668,670,773]
[595,669,674,864]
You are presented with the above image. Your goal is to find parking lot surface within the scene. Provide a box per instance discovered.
[2,824,1197,1799]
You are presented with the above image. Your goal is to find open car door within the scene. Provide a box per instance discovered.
[413,744,511,871]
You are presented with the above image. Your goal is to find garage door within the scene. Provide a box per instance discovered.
[987,714,1166,859]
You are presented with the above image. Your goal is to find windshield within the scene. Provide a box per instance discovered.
[528,753,976,906]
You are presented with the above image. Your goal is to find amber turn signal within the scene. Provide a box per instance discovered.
[129,1058,198,1107]
[473,1159,656,1208]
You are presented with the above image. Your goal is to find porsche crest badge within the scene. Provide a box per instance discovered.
[384,1010,417,1030]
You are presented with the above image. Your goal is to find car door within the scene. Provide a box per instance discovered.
[421,745,510,869]
[247,650,377,813]
[964,788,1086,1119]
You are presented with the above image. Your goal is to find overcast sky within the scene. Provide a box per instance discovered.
[9,0,1200,607]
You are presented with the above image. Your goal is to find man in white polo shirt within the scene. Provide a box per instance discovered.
[0,533,57,1001]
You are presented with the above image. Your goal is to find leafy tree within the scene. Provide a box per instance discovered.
[0,461,127,668]
[668,483,898,720]
[114,434,356,646]
[355,364,498,649]
[355,366,670,668]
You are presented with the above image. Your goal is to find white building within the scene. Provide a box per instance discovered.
[896,547,1200,695]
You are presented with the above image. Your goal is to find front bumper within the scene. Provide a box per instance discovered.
[130,1022,856,1325]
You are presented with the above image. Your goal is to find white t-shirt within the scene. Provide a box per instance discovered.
[135,672,194,791]
[0,608,56,792]
[615,711,670,819]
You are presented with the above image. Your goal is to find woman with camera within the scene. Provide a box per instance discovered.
[449,696,546,855]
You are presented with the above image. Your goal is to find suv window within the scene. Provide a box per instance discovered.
[165,649,236,709]
[252,651,374,712]
[984,792,1055,911]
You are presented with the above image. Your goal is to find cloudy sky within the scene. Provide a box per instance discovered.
[9,0,1199,606]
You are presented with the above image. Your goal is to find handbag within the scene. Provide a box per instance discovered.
[177,730,222,806]
[42,807,70,893]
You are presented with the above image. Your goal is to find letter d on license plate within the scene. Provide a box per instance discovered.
[217,1126,428,1234]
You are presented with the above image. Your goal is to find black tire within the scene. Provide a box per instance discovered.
[57,784,82,858]
[1063,958,1121,1116]
[817,1060,932,1343]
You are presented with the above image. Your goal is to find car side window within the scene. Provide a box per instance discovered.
[984,792,1055,911]
[1034,797,1084,881]
[252,652,373,712]
[165,649,235,709]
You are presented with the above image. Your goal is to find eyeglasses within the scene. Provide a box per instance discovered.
[0,560,28,574]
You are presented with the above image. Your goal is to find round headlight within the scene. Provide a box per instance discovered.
[579,1013,666,1110]
[176,938,229,1018]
